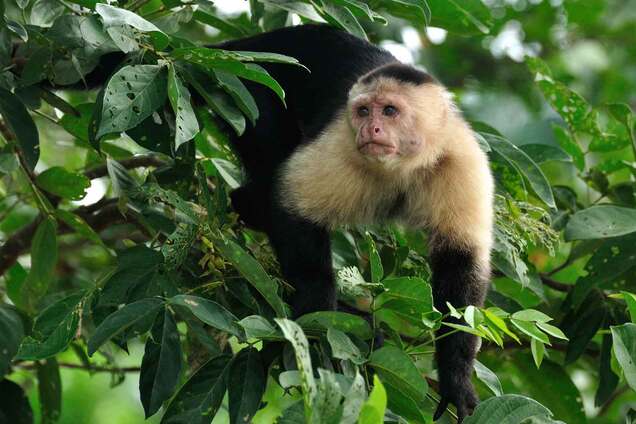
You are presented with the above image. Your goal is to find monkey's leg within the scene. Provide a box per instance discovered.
[430,242,488,423]
[267,203,336,317]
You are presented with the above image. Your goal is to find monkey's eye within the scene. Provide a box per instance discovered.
[383,105,398,117]
[357,106,369,117]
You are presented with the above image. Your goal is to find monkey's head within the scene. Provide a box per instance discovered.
[348,63,451,168]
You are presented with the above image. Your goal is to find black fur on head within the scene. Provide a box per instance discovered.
[360,62,435,86]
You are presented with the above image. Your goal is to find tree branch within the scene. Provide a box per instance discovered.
[15,362,140,373]
[540,275,572,292]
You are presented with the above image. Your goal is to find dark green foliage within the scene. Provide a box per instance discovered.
[1,1,636,423]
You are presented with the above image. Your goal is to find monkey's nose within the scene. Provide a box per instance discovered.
[374,127,381,134]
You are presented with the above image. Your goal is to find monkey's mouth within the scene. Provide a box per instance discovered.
[358,141,397,156]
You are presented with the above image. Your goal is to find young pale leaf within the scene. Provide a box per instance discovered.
[16,293,83,360]
[313,369,345,423]
[358,375,387,424]
[228,348,266,424]
[531,338,545,368]
[297,311,372,340]
[474,360,503,396]
[210,158,244,189]
[0,305,25,375]
[87,298,164,355]
[167,65,199,150]
[95,3,169,51]
[368,345,428,405]
[140,309,182,418]
[169,295,244,339]
[275,318,316,417]
[36,167,90,200]
[463,394,553,424]
[465,305,484,328]
[340,371,366,424]
[565,205,636,240]
[97,65,167,139]
[161,355,232,424]
[0,87,39,170]
[610,323,636,391]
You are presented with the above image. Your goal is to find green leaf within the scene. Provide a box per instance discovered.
[36,358,61,424]
[95,3,169,52]
[374,0,430,26]
[511,309,553,323]
[536,322,568,340]
[0,305,25,375]
[368,346,428,407]
[321,3,366,39]
[474,359,503,396]
[358,375,387,424]
[16,292,83,360]
[428,0,492,34]
[565,205,636,240]
[55,210,106,249]
[465,305,484,328]
[259,0,324,21]
[326,327,364,364]
[0,87,39,170]
[24,217,58,300]
[519,144,571,164]
[552,124,585,171]
[140,309,182,418]
[161,355,232,424]
[228,348,266,424]
[87,298,164,355]
[167,65,199,150]
[210,158,244,189]
[297,311,372,340]
[210,234,287,317]
[485,133,555,209]
[275,318,316,419]
[463,394,553,424]
[169,295,244,339]
[239,315,280,340]
[30,0,65,27]
[36,167,90,200]
[623,291,636,323]
[0,379,33,424]
[366,233,383,283]
[595,334,619,407]
[511,319,550,344]
[173,49,289,104]
[530,339,545,368]
[213,70,259,126]
[610,323,636,391]
[97,65,168,139]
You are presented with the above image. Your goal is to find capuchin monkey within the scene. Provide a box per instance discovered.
[39,23,492,421]
[220,25,494,421]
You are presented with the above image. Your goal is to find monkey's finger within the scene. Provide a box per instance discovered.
[433,398,449,421]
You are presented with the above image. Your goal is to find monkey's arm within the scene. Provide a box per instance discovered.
[416,138,494,422]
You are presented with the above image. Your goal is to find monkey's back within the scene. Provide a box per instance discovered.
[219,24,397,139]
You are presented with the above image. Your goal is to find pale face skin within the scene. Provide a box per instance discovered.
[348,89,423,161]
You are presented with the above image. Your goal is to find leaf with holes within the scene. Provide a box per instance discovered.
[167,65,199,150]
[97,65,167,139]
[565,205,636,240]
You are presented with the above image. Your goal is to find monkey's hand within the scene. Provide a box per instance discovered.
[433,331,480,422]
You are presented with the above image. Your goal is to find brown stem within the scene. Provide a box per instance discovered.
[540,275,572,292]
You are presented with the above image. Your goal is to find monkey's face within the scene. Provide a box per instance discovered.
[348,86,425,163]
